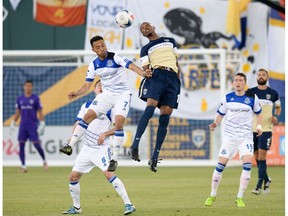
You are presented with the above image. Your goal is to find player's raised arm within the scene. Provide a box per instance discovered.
[128,63,152,78]
[68,82,93,100]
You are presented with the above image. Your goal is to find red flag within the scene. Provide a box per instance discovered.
[34,0,87,27]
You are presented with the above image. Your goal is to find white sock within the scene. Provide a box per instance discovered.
[211,170,223,196]
[111,130,124,161]
[237,170,251,198]
[69,181,81,209]
[109,176,131,204]
[69,124,87,148]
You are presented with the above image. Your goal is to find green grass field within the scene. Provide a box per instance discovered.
[3,166,285,216]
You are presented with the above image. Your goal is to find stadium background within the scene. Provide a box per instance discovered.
[2,0,285,166]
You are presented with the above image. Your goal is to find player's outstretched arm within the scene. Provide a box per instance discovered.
[128,63,152,78]
[68,82,93,100]
[98,128,116,145]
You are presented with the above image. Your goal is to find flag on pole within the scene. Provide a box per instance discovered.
[34,0,87,27]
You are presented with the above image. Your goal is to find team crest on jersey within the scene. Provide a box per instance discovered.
[29,99,34,104]
[107,60,113,67]
[244,97,251,104]
[143,88,148,95]
[266,94,271,100]
[191,129,206,148]
[92,100,98,105]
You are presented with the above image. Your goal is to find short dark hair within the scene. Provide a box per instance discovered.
[90,35,104,47]
[24,80,33,85]
[94,79,101,88]
[235,72,247,82]
[258,68,268,75]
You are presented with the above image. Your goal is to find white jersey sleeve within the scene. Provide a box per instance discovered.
[253,94,262,114]
[113,53,132,69]
[217,96,227,116]
[86,58,98,82]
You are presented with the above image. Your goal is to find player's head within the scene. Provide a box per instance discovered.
[256,68,269,85]
[233,72,247,91]
[94,80,102,96]
[90,35,107,59]
[140,22,156,38]
[23,80,33,95]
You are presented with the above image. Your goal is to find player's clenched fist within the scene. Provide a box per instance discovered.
[209,122,217,131]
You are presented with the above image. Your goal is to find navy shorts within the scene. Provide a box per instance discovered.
[253,132,272,151]
[138,68,181,109]
[18,124,40,143]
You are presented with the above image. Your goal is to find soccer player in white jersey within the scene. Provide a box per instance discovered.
[59,35,152,172]
[249,68,281,195]
[62,80,136,215]
[204,73,263,208]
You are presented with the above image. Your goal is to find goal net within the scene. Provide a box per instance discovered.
[3,49,242,166]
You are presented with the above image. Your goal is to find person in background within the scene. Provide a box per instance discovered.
[10,80,47,173]
[204,73,262,208]
[249,68,281,195]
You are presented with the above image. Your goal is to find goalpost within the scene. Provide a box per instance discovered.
[3,49,242,167]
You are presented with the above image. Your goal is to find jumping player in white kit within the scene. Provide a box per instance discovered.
[59,35,151,172]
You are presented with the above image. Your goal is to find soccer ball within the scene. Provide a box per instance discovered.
[115,10,134,28]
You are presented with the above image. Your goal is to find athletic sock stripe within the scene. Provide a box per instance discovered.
[243,162,252,171]
[115,130,124,137]
[215,162,226,172]
[70,181,79,185]
[108,176,117,183]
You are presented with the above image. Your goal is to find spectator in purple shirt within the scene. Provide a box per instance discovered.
[10,80,47,173]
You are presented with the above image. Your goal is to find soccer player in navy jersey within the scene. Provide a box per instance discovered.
[204,73,263,208]
[129,22,181,172]
[249,68,281,195]
[10,80,47,173]
[59,35,150,172]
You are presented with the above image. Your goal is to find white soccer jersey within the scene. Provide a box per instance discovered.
[76,101,114,148]
[86,52,132,93]
[217,91,262,140]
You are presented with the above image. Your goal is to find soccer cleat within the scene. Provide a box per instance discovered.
[108,160,118,172]
[128,148,141,162]
[59,145,73,156]
[124,204,136,215]
[62,206,82,214]
[20,168,28,173]
[251,188,261,195]
[148,159,161,172]
[235,197,245,207]
[43,162,48,171]
[205,196,216,207]
[263,177,272,195]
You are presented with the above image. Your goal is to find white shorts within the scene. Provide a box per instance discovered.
[89,91,131,118]
[72,145,111,173]
[218,139,254,159]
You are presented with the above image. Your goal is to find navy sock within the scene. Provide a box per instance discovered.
[34,143,46,161]
[19,142,25,166]
[152,114,170,160]
[131,106,155,149]
[257,160,266,189]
